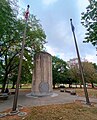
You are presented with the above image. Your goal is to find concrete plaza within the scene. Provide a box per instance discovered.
[0,89,97,112]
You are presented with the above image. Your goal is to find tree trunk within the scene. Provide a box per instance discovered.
[53,84,55,89]
[91,82,94,88]
[76,84,77,88]
[12,81,16,89]
[80,83,82,88]
[1,74,8,93]
[69,84,71,88]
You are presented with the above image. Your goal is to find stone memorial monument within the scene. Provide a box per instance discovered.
[31,52,53,96]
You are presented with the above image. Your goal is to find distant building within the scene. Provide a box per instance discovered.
[67,58,88,68]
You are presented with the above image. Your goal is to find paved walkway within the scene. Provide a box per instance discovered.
[0,89,97,112]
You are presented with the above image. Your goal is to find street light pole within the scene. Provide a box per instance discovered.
[70,19,90,105]
[12,5,30,112]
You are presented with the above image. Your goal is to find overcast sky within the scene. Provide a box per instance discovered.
[19,0,97,63]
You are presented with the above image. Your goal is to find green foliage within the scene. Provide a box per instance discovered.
[0,0,46,92]
[67,66,80,84]
[0,0,16,39]
[92,63,97,70]
[52,56,68,86]
[81,0,97,45]
[82,62,97,84]
[67,62,97,86]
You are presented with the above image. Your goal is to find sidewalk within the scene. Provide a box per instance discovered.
[0,89,97,112]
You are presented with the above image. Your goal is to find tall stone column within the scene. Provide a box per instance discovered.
[31,52,53,96]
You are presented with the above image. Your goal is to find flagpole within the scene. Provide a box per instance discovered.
[12,5,30,112]
[70,19,90,105]
[88,0,91,4]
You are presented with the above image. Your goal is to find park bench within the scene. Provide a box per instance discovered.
[70,90,76,95]
[65,89,71,93]
[10,91,15,95]
[60,85,65,92]
[65,89,76,95]
[0,93,8,100]
[60,88,64,92]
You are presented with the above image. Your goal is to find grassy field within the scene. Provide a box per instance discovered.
[0,84,32,89]
[1,102,97,120]
[75,88,97,98]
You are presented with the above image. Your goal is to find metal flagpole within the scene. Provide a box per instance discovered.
[88,0,92,4]
[12,5,30,112]
[70,19,90,105]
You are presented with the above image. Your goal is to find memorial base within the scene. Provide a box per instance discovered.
[26,92,53,97]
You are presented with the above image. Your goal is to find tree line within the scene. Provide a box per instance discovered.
[52,56,97,88]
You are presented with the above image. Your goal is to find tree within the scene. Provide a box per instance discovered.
[10,56,32,89]
[67,66,81,88]
[0,0,18,92]
[52,56,68,88]
[82,62,97,88]
[92,63,97,70]
[81,0,97,45]
[0,1,46,92]
[67,62,97,88]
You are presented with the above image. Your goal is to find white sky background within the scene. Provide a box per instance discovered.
[18,0,97,64]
